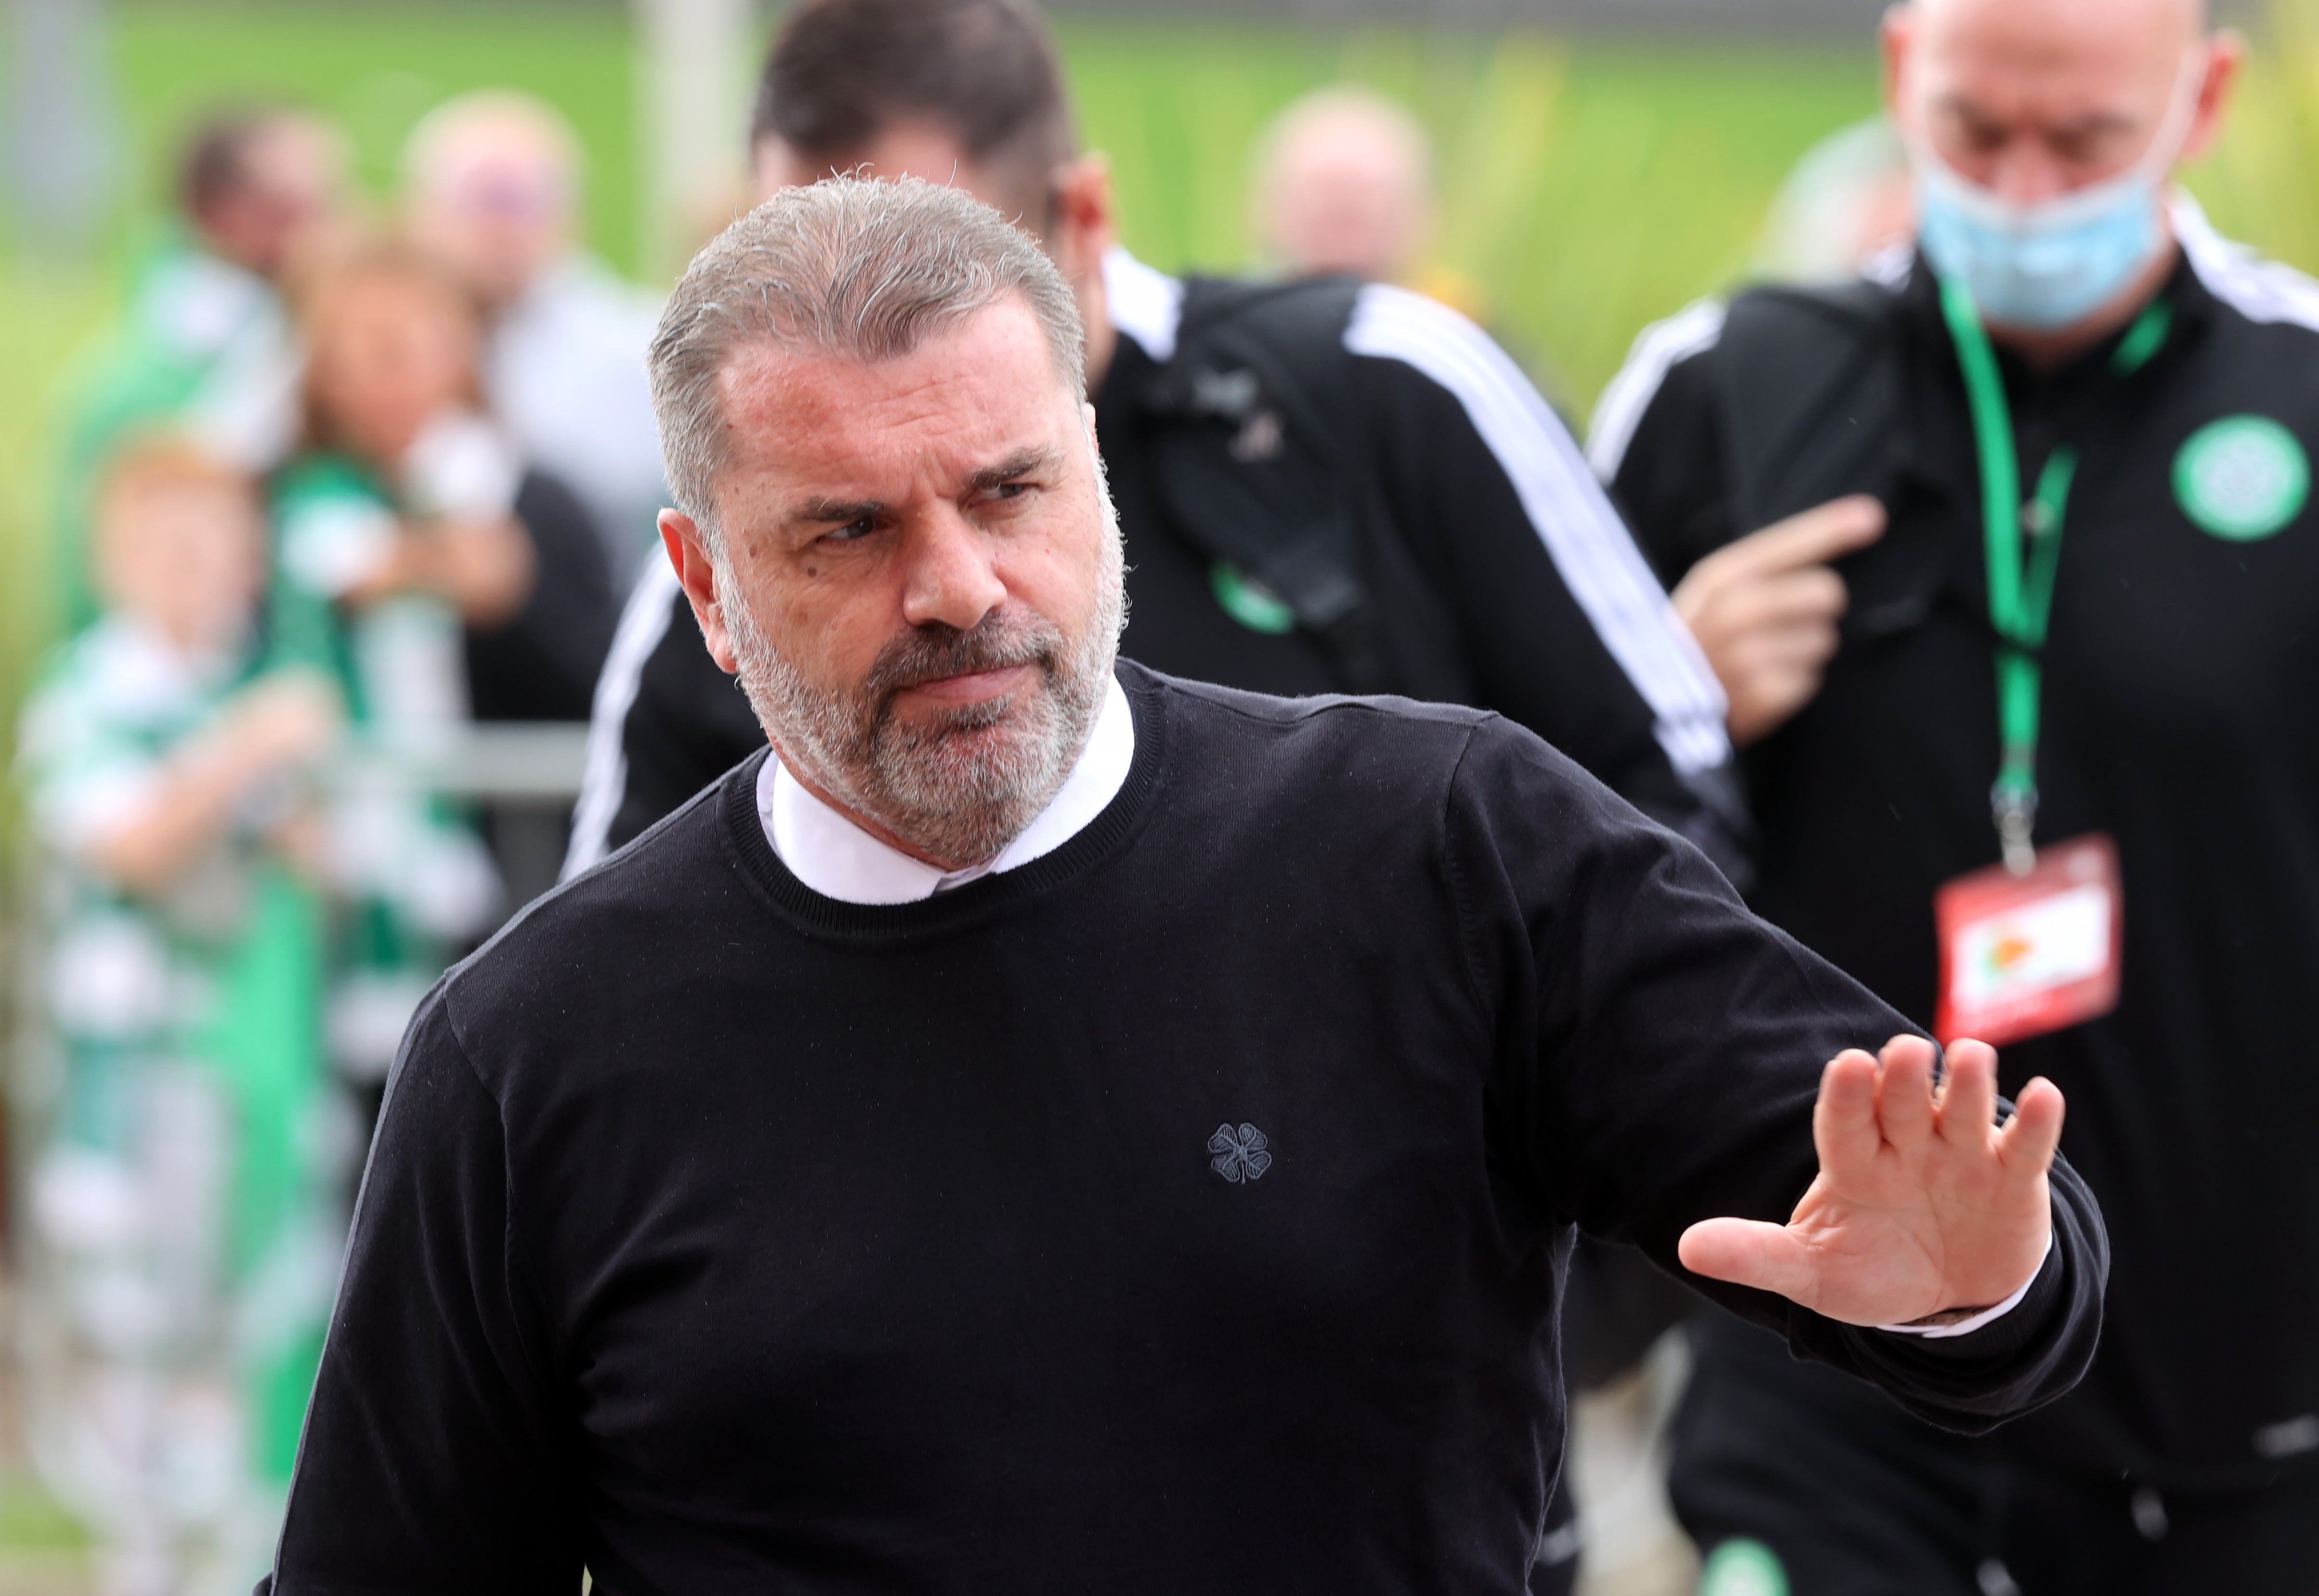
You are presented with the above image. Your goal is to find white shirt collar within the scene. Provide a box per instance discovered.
[758,674,1135,905]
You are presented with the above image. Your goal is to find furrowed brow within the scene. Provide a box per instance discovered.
[965,447,1063,494]
[786,494,887,528]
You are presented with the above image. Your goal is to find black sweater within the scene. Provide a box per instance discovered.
[270,666,2103,1594]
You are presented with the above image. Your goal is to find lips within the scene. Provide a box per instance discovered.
[901,663,1035,703]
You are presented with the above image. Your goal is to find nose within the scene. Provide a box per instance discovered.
[1985,144,2076,207]
[899,506,1009,634]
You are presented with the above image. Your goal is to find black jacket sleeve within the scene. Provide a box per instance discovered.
[263,988,584,1595]
[1445,716,2107,1433]
[1343,288,1746,868]
[563,557,766,877]
[465,470,617,724]
[1590,311,1745,589]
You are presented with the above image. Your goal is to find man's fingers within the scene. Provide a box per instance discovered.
[1875,1035,1938,1155]
[1711,567,1852,636]
[1677,1217,1821,1307]
[2000,1076,2067,1176]
[1673,498,1884,635]
[1722,495,1888,579]
[1722,624,1843,680]
[1673,503,1881,753]
[1936,1039,2000,1151]
[1813,1050,1882,1185]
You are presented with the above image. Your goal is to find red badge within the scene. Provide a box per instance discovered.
[1934,834,2122,1047]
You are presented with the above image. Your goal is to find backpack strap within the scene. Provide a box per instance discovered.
[1715,279,1906,536]
[1137,275,1414,695]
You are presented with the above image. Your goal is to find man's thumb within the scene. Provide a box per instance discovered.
[1678,1217,1819,1307]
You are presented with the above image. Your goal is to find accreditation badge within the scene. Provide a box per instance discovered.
[1934,835,2122,1047]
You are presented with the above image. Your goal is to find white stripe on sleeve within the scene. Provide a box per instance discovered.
[563,555,681,880]
[1585,297,1728,484]
[1344,284,1730,777]
[2172,191,2319,334]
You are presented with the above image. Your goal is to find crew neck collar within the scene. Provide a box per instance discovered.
[756,674,1135,905]
[722,665,1166,941]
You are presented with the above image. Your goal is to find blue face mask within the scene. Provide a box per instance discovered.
[1911,64,2199,331]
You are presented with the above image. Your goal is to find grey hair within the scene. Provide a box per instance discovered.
[647,175,1087,543]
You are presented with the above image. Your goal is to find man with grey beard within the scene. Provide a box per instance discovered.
[262,179,2105,1596]
[718,459,1124,871]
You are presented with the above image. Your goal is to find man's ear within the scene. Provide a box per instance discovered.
[1879,6,1917,131]
[1049,152,1116,279]
[2181,32,2245,166]
[660,508,741,675]
[753,135,804,205]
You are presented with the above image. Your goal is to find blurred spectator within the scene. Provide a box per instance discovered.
[53,107,350,634]
[15,440,346,1595]
[271,239,612,1083]
[404,90,670,582]
[281,239,616,727]
[1754,117,1916,283]
[1252,86,1432,283]
[1249,85,1490,324]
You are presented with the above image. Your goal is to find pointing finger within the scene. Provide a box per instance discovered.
[1936,1039,2001,1152]
[1726,496,1887,578]
[1813,1050,1882,1186]
[1678,1217,1821,1308]
[1875,1035,1938,1157]
[1999,1076,2067,1178]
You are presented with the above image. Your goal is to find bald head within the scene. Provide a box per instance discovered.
[1886,0,2233,205]
[1252,88,1434,284]
[404,91,584,308]
[1909,0,2201,24]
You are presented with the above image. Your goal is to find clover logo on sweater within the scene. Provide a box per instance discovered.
[1208,1123,1273,1183]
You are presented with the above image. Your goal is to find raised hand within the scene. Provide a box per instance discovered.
[1677,1036,2063,1329]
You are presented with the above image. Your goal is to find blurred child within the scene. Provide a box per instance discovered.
[280,236,613,729]
[270,239,614,1086]
[15,440,346,1596]
[53,108,352,636]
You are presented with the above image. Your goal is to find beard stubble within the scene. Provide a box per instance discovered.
[722,512,1126,871]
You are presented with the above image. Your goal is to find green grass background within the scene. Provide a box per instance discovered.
[11,7,2319,726]
[0,12,1895,738]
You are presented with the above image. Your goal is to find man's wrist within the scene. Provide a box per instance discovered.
[1875,1229,2054,1340]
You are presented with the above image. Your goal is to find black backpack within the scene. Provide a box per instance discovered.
[1712,277,1961,652]
[1714,278,1908,539]
[1134,274,1474,704]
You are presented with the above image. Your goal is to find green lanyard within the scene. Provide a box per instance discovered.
[1938,278,2171,874]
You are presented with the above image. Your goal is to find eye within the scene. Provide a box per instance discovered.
[983,481,1033,502]
[820,517,877,545]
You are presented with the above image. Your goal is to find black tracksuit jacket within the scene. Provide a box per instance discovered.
[1598,216,2319,1490]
